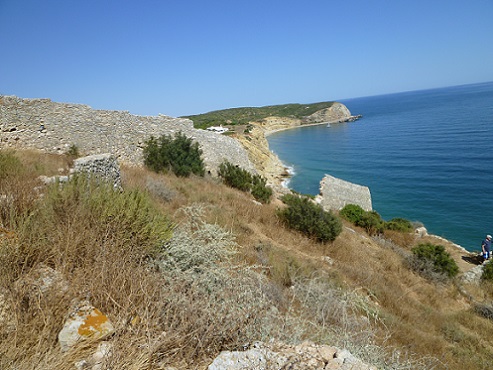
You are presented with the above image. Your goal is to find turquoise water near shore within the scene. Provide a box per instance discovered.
[267,82,493,251]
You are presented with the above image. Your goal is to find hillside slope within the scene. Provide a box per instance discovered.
[1,150,492,369]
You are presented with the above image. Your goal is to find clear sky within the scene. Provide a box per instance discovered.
[1,0,492,117]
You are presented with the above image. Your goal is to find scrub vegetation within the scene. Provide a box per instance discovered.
[182,101,336,129]
[1,149,493,369]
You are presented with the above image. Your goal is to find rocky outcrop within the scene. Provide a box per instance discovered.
[317,174,372,212]
[72,153,122,190]
[234,125,290,191]
[59,300,114,352]
[0,95,256,176]
[302,102,353,124]
[251,102,358,134]
[208,341,376,370]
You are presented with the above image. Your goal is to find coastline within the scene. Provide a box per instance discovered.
[263,116,362,137]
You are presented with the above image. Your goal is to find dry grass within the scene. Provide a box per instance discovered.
[2,150,493,369]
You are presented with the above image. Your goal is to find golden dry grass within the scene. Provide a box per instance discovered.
[2,149,493,369]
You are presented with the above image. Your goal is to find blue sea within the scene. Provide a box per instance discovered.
[267,82,493,251]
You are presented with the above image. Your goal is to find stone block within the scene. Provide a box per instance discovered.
[319,174,372,212]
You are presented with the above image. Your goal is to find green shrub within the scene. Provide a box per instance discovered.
[23,174,173,261]
[385,217,413,232]
[66,144,80,158]
[218,161,272,203]
[251,174,273,204]
[482,260,493,281]
[218,161,252,191]
[277,194,342,242]
[340,204,408,236]
[410,243,459,279]
[358,211,385,235]
[143,132,205,177]
[339,204,366,224]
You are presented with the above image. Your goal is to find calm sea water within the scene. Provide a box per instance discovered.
[267,82,493,251]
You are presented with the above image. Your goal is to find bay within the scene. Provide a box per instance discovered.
[267,82,493,251]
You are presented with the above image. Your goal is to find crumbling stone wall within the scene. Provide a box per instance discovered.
[0,95,256,176]
[318,174,372,212]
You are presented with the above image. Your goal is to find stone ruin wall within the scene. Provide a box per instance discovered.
[0,95,256,176]
[318,174,372,212]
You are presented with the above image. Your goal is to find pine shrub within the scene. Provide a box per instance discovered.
[251,174,273,203]
[340,205,412,235]
[339,204,384,236]
[385,217,413,232]
[339,204,366,224]
[218,161,252,191]
[218,161,272,203]
[277,194,342,242]
[409,243,459,280]
[143,132,205,177]
[482,260,493,281]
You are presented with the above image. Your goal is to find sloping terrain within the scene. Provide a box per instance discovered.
[1,150,492,369]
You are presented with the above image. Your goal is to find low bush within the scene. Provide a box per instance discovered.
[65,144,80,158]
[0,150,39,228]
[218,161,272,203]
[339,204,366,224]
[339,204,384,236]
[251,174,273,204]
[143,131,205,177]
[408,243,459,281]
[218,161,252,191]
[277,194,342,242]
[340,205,412,235]
[385,217,413,232]
[0,150,23,179]
[482,260,493,281]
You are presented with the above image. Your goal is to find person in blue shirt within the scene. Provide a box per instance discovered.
[482,234,492,262]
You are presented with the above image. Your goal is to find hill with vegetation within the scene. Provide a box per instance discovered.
[1,148,493,369]
[182,102,336,128]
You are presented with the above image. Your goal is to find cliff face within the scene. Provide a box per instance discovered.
[233,102,357,189]
[251,102,354,133]
[234,125,288,190]
[302,102,352,124]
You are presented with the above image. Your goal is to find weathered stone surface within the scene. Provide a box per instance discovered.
[461,265,484,284]
[14,264,69,301]
[0,95,256,176]
[208,341,376,370]
[415,226,428,237]
[72,153,122,189]
[59,301,114,352]
[74,341,112,370]
[318,174,372,212]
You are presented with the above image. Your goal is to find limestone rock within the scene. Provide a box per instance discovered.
[302,102,352,124]
[319,174,372,212]
[74,341,112,370]
[461,265,484,284]
[72,153,122,189]
[415,226,428,237]
[59,301,114,352]
[208,341,376,370]
[14,264,69,303]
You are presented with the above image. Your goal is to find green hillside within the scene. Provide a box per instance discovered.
[182,101,335,129]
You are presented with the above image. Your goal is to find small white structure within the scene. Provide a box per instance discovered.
[207,125,229,134]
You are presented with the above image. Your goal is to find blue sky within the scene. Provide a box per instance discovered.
[1,0,492,117]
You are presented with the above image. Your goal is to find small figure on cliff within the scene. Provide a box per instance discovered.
[481,234,492,262]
